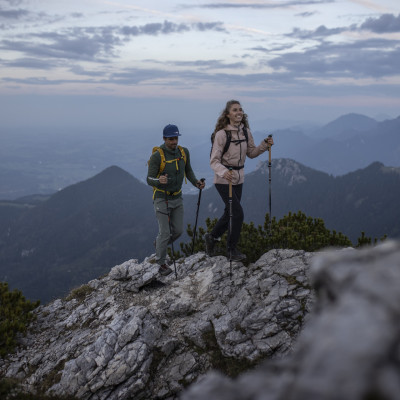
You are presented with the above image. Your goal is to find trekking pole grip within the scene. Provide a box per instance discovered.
[268,134,272,163]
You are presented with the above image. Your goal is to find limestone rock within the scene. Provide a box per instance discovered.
[182,241,400,400]
[1,249,314,399]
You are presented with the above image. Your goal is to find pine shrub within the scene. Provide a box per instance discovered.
[0,282,39,357]
[180,211,355,263]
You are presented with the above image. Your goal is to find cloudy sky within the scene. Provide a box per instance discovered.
[1,0,399,132]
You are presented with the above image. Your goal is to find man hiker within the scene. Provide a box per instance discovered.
[147,124,205,276]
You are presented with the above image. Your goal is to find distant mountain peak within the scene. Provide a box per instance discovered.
[309,113,378,140]
[325,113,377,130]
[254,158,308,186]
[335,112,376,121]
[75,165,140,190]
[97,165,133,178]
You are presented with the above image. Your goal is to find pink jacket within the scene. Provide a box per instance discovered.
[210,124,269,185]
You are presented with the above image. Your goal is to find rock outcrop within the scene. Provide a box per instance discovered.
[182,241,400,400]
[1,249,314,399]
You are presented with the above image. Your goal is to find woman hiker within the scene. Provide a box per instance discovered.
[205,100,274,261]
[147,124,205,276]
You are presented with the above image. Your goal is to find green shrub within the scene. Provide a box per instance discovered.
[65,284,95,303]
[179,211,385,263]
[0,282,39,357]
[356,231,387,247]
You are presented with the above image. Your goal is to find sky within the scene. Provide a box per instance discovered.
[1,0,400,133]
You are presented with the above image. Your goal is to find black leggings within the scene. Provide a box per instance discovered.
[211,183,244,249]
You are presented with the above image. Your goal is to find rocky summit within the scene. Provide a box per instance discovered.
[3,242,400,400]
[1,249,314,399]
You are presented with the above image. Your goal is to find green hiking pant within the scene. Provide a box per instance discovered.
[153,197,184,266]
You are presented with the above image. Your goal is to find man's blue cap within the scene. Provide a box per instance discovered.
[163,124,181,137]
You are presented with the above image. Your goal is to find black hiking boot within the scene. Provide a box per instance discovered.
[205,233,217,256]
[228,247,246,262]
[159,264,173,276]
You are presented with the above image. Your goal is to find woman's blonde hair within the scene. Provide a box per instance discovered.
[213,99,249,134]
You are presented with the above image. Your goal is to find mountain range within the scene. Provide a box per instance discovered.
[1,113,399,200]
[1,159,399,304]
[259,113,400,176]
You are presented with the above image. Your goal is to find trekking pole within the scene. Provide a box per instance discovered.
[228,168,233,279]
[191,178,205,255]
[267,134,273,236]
[163,183,178,279]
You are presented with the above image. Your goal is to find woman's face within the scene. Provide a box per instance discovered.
[227,103,243,126]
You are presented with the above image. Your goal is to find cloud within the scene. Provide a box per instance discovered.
[0,20,226,63]
[1,2,397,105]
[120,20,225,36]
[288,13,400,39]
[3,57,60,70]
[148,59,246,70]
[121,21,189,36]
[0,27,119,62]
[69,65,108,77]
[4,0,24,4]
[288,25,347,39]
[250,43,296,52]
[1,76,91,86]
[2,51,399,105]
[0,0,29,20]
[193,0,334,9]
[360,13,400,33]
[295,11,318,17]
[0,7,28,19]
[268,38,400,79]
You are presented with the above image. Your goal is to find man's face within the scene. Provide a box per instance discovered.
[164,136,179,150]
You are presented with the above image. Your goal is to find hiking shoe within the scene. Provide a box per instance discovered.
[158,264,173,276]
[228,248,246,261]
[205,233,217,256]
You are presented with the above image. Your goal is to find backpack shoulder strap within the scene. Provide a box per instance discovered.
[210,130,232,159]
[243,126,249,142]
[150,147,166,177]
[178,145,187,164]
[221,130,232,157]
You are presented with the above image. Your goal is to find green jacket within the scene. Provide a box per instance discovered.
[147,143,198,200]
